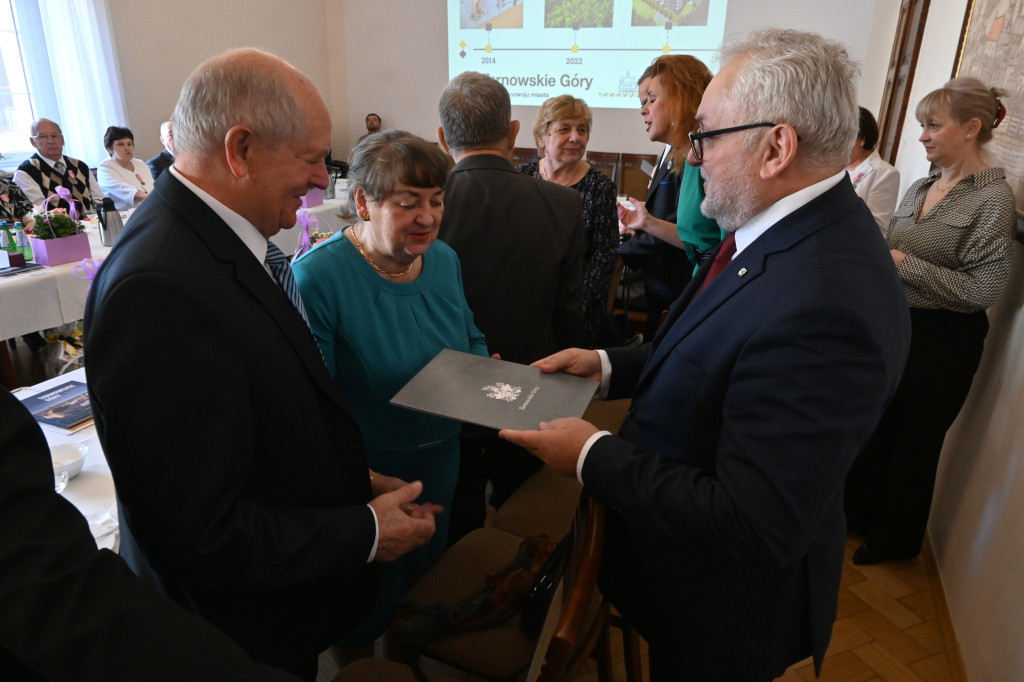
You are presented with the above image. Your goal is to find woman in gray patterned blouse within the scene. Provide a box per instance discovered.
[845,77,1016,565]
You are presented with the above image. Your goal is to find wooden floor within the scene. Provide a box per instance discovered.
[574,537,962,682]
[779,538,962,682]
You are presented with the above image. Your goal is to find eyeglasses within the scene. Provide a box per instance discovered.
[688,122,775,161]
[32,133,64,142]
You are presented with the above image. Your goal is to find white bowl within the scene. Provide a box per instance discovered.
[50,443,88,479]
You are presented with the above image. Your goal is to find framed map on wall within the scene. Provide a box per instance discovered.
[955,0,1024,225]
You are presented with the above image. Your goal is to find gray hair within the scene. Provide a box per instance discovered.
[720,28,859,170]
[343,129,453,219]
[916,77,1006,146]
[172,48,308,156]
[531,95,593,146]
[438,71,511,152]
[30,118,60,136]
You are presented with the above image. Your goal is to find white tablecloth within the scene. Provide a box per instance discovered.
[13,367,118,551]
[1,200,345,342]
[0,225,113,339]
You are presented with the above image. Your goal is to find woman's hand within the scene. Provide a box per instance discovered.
[617,196,649,237]
[890,249,906,268]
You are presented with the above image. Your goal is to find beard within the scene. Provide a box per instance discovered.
[700,166,760,232]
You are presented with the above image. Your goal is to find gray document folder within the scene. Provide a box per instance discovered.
[390,349,597,431]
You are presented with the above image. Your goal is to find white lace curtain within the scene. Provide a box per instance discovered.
[36,0,127,167]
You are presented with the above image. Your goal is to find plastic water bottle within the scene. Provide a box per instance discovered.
[0,221,13,252]
[14,222,32,261]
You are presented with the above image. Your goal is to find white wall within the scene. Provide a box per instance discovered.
[107,0,890,162]
[105,0,333,163]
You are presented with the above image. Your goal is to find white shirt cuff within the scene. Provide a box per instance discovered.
[596,349,611,399]
[365,504,379,562]
[577,430,612,484]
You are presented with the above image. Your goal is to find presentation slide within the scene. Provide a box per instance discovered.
[447,0,728,109]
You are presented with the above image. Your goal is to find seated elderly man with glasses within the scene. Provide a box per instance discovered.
[14,118,104,211]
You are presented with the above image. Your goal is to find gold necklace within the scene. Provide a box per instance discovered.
[539,158,580,186]
[349,226,415,278]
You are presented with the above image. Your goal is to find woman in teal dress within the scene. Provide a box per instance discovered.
[293,131,488,648]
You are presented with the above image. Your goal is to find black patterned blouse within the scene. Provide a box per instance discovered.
[0,177,34,225]
[517,162,619,346]
[886,167,1015,313]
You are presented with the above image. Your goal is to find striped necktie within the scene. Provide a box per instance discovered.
[54,160,67,175]
[264,241,311,329]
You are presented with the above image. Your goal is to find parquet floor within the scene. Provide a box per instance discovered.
[574,537,962,682]
[779,538,962,682]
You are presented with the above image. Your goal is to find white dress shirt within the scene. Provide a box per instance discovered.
[849,150,900,232]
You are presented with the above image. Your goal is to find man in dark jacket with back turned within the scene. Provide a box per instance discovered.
[436,71,585,544]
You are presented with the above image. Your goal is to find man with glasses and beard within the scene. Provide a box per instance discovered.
[502,29,911,681]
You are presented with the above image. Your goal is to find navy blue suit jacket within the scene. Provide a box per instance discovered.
[587,177,911,679]
[146,149,174,180]
[84,172,377,679]
[619,152,691,318]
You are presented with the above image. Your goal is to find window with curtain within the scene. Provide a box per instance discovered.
[0,0,125,172]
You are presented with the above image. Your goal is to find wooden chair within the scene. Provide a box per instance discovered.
[512,146,540,167]
[585,151,620,191]
[606,258,648,340]
[618,152,659,201]
[335,495,608,682]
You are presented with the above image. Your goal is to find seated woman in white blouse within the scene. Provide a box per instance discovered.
[847,107,900,232]
[97,126,155,210]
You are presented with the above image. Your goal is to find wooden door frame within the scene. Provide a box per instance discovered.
[877,0,931,165]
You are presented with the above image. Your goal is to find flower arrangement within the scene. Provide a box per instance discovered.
[309,230,338,246]
[291,209,340,261]
[33,207,85,240]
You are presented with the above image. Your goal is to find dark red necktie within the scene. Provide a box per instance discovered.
[695,232,737,297]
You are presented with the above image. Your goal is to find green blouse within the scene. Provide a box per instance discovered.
[676,163,725,270]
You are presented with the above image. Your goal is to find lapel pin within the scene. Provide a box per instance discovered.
[738,268,747,276]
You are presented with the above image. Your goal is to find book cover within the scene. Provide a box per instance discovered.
[18,380,93,429]
[390,349,597,431]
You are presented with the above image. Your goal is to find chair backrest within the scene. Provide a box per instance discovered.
[585,151,620,191]
[529,494,606,682]
[619,152,659,201]
[512,146,540,167]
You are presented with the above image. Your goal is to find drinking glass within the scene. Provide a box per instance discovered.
[53,463,68,493]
